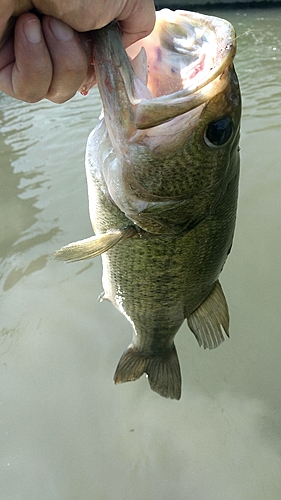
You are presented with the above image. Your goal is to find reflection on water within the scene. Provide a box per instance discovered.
[1,7,281,500]
[0,94,98,292]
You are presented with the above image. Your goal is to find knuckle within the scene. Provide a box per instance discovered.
[47,90,76,104]
[15,90,45,103]
[14,68,52,102]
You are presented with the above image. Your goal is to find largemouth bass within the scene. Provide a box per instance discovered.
[55,9,241,400]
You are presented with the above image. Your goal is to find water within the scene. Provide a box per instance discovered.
[1,7,281,500]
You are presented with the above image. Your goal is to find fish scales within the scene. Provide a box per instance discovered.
[54,9,241,399]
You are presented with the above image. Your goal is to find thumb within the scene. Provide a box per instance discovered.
[117,0,155,48]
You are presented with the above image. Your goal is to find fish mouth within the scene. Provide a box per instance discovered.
[91,9,236,133]
[126,9,237,129]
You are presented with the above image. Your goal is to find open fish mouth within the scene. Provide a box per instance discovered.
[91,9,237,132]
[125,9,237,128]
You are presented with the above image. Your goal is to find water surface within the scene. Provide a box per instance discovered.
[1,6,281,500]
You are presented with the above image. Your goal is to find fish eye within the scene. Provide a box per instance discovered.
[204,117,233,147]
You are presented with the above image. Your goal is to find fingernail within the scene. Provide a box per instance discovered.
[50,18,74,41]
[24,19,41,44]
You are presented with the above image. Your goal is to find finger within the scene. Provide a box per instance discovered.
[77,32,97,95]
[0,13,53,102]
[42,16,92,103]
[117,0,156,48]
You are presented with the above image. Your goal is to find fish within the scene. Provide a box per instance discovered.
[54,9,241,400]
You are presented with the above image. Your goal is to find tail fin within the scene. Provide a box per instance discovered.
[114,344,181,400]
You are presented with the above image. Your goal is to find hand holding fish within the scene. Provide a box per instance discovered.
[0,0,155,102]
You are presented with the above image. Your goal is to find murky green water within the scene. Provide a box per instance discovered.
[1,6,281,500]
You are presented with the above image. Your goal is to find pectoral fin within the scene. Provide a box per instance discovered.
[53,227,137,262]
[187,281,230,349]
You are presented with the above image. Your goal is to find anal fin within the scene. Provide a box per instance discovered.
[53,226,136,262]
[114,343,181,400]
[187,280,230,350]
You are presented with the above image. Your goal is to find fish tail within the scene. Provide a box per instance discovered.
[146,344,182,400]
[114,343,181,400]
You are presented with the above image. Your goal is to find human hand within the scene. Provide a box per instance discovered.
[0,0,155,103]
